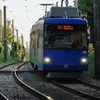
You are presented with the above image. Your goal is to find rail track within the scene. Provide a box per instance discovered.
[13,62,54,100]
[50,80,100,100]
[0,62,54,100]
[36,72,100,100]
[76,78,100,90]
[1,62,100,100]
[0,62,22,100]
[0,92,9,100]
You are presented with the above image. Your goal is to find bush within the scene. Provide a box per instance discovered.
[83,53,95,77]
[0,53,5,63]
[0,53,19,63]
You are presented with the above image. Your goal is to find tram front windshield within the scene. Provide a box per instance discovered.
[44,24,87,49]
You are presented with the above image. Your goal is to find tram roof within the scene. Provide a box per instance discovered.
[48,7,79,18]
[44,18,87,24]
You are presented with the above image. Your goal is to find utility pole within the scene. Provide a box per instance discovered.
[93,0,100,78]
[74,0,78,7]
[16,29,18,56]
[12,19,14,58]
[21,34,23,45]
[61,0,64,7]
[61,0,68,7]
[26,41,28,53]
[4,6,7,62]
[0,10,2,41]
[65,0,68,7]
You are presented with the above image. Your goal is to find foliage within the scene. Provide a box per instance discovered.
[78,0,93,12]
[18,43,23,51]
[78,1,100,77]
[13,42,17,52]
[7,56,19,62]
[36,83,46,88]
[83,44,95,77]
[0,53,4,63]
[24,49,29,61]
[2,26,12,45]
[78,0,100,44]
[83,53,95,77]
[1,26,27,61]
[0,53,19,63]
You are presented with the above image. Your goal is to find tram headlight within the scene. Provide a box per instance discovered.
[80,58,88,64]
[44,57,51,64]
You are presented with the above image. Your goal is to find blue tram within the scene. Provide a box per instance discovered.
[30,17,88,78]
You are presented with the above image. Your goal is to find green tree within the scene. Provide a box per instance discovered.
[2,26,12,45]
[78,0,100,44]
[78,0,93,42]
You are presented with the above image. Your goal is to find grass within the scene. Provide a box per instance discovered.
[83,43,95,77]
[0,53,19,63]
[83,53,95,77]
[36,83,46,88]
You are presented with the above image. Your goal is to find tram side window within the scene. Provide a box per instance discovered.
[32,33,36,49]
[39,30,43,48]
[32,32,38,49]
[35,30,40,48]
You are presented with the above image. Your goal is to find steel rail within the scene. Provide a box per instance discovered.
[36,72,100,100]
[76,78,100,90]
[0,92,9,100]
[13,62,54,100]
[0,62,21,69]
[0,62,22,100]
[50,80,100,100]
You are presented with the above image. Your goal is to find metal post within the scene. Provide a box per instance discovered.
[0,10,2,40]
[74,0,78,7]
[61,0,64,7]
[16,29,18,56]
[65,0,68,7]
[26,41,28,53]
[4,6,7,62]
[39,4,53,15]
[93,0,100,78]
[21,34,23,45]
[12,19,14,58]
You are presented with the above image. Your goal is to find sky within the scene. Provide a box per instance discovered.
[0,0,74,47]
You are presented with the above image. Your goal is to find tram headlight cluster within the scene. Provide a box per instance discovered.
[44,57,51,64]
[80,57,88,64]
